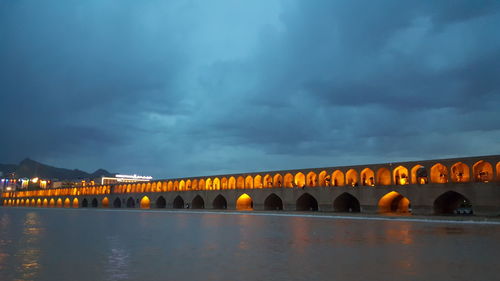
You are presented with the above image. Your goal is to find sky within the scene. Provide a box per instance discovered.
[1,0,500,179]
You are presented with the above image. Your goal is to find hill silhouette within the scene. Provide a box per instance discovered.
[0,158,113,180]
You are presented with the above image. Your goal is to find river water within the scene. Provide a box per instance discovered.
[0,208,499,281]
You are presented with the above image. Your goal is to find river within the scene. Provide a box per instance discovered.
[0,208,499,281]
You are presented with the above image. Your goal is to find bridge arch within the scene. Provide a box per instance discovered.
[332,170,344,186]
[318,170,328,186]
[360,168,375,186]
[431,163,448,183]
[191,180,198,191]
[295,172,305,188]
[228,177,236,189]
[173,196,184,209]
[82,198,88,208]
[186,180,192,190]
[451,162,470,182]
[411,165,427,184]
[393,165,409,185]
[179,180,186,191]
[213,194,227,209]
[91,198,98,207]
[214,178,221,190]
[333,192,360,212]
[64,198,71,208]
[192,195,205,209]
[221,178,227,189]
[72,198,79,208]
[306,171,317,187]
[254,175,263,189]
[264,193,283,210]
[102,197,109,208]
[206,178,212,190]
[140,196,150,209]
[37,198,42,207]
[473,160,493,182]
[50,198,55,207]
[156,196,166,208]
[378,191,411,213]
[126,197,135,208]
[198,179,205,191]
[296,193,318,211]
[245,176,254,189]
[434,191,472,215]
[263,174,272,188]
[497,162,500,180]
[346,169,358,186]
[42,199,48,207]
[376,167,391,186]
[236,176,245,189]
[236,193,253,210]
[113,198,121,208]
[273,174,283,188]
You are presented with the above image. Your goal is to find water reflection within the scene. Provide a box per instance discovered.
[16,212,43,281]
[105,236,130,281]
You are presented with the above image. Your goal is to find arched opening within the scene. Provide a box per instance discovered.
[191,180,198,191]
[192,195,205,209]
[236,176,245,189]
[333,192,360,212]
[253,175,262,189]
[473,160,493,182]
[64,198,71,208]
[31,199,36,206]
[451,162,470,182]
[173,196,184,209]
[318,171,328,187]
[126,197,135,208]
[378,191,411,213]
[228,177,236,189]
[205,178,212,190]
[186,180,192,190]
[295,172,305,188]
[434,191,473,215]
[167,181,174,191]
[220,178,226,190]
[42,199,48,207]
[376,167,391,186]
[245,176,254,189]
[393,166,409,185]
[37,198,42,207]
[179,180,185,191]
[173,181,179,191]
[113,198,121,208]
[50,198,55,207]
[296,193,318,211]
[306,171,317,187]
[140,196,150,209]
[145,182,151,192]
[156,196,166,208]
[411,165,428,184]
[82,198,88,208]
[236,193,253,211]
[102,197,109,208]
[431,163,448,183]
[198,179,205,191]
[332,170,345,186]
[72,198,79,208]
[264,193,283,210]
[263,174,272,188]
[212,195,227,209]
[91,198,99,207]
[284,173,294,188]
[360,168,375,186]
[346,169,358,187]
[273,174,283,188]
[497,162,500,181]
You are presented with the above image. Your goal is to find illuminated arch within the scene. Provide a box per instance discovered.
[102,197,109,207]
[284,173,294,188]
[145,182,151,192]
[346,169,358,186]
[236,176,245,189]
[43,199,48,207]
[333,192,360,212]
[295,172,305,188]
[50,198,56,207]
[191,180,198,191]
[296,193,318,211]
[37,198,42,207]
[205,178,212,190]
[156,196,166,208]
[29,199,34,206]
[378,191,411,213]
[113,198,121,208]
[141,183,147,192]
[393,165,409,185]
[497,162,500,181]
[186,180,192,190]
[253,175,262,189]
[332,170,345,186]
[245,176,254,189]
[71,198,78,208]
[318,171,328,187]
[64,198,71,208]
[263,174,272,188]
[126,197,135,208]
[236,193,253,210]
[228,177,236,189]
[173,196,184,209]
[376,167,391,186]
[213,178,220,190]
[198,179,205,191]
[221,178,228,190]
[264,193,283,210]
[140,196,150,209]
[273,174,283,188]
[213,194,227,209]
[451,162,470,182]
[192,195,205,209]
[434,191,472,215]
[151,182,157,192]
[360,168,375,186]
[179,180,186,191]
[411,165,427,184]
[173,181,179,191]
[306,171,317,187]
[473,160,493,182]
[167,181,174,191]
[161,182,167,192]
[431,163,448,183]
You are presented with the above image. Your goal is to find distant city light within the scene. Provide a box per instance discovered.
[116,174,153,180]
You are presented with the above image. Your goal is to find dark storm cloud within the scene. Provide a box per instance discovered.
[1,0,499,177]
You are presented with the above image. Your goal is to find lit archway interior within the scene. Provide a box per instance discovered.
[451,162,470,182]
[296,193,318,211]
[236,194,253,211]
[50,198,55,207]
[318,171,328,186]
[431,163,448,183]
[434,191,472,215]
[376,168,391,185]
[378,191,411,213]
[333,192,360,212]
[393,166,409,185]
[306,172,317,187]
[236,177,245,189]
[156,196,166,208]
[102,197,109,208]
[213,194,227,209]
[273,174,283,187]
[473,160,493,182]
[295,172,305,188]
[43,199,48,207]
[360,168,375,186]
[332,170,344,186]
[72,198,79,208]
[263,174,272,188]
[173,196,184,209]
[411,165,427,184]
[284,173,294,188]
[264,193,283,210]
[346,169,358,186]
[253,175,262,188]
[37,198,42,207]
[140,196,150,209]
[64,198,71,208]
[192,195,205,209]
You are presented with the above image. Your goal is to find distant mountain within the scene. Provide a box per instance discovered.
[0,158,114,180]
